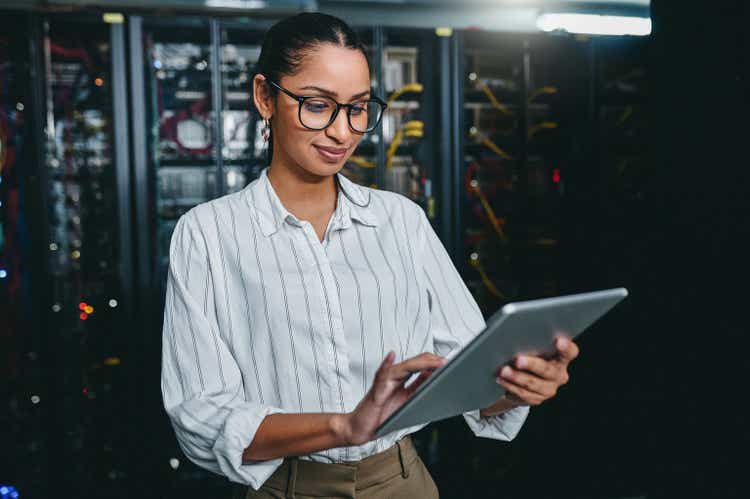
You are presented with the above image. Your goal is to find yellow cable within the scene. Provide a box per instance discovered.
[616,106,633,127]
[469,257,505,299]
[348,156,376,168]
[528,85,558,103]
[387,83,424,107]
[528,121,558,139]
[471,183,508,243]
[469,127,514,160]
[386,121,424,168]
[386,129,404,168]
[476,80,512,115]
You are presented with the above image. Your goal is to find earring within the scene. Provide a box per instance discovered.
[262,118,270,142]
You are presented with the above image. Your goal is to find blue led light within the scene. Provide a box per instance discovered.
[0,270,7,279]
[0,484,19,498]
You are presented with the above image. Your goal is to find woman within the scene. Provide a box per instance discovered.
[161,12,578,498]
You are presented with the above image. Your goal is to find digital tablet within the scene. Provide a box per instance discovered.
[374,287,628,438]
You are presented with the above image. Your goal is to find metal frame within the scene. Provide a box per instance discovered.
[373,26,386,189]
[210,18,226,196]
[449,31,464,261]
[111,20,135,325]
[129,15,151,299]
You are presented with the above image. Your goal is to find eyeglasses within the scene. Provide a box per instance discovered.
[264,77,387,134]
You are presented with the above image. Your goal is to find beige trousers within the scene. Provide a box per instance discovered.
[231,436,439,499]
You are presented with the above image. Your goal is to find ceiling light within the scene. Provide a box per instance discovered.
[537,13,652,36]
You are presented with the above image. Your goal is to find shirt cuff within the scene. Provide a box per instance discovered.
[462,405,530,441]
[212,402,287,489]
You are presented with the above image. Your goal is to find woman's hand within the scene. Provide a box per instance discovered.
[340,351,446,446]
[482,336,580,415]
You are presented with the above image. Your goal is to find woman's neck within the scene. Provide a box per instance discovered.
[266,161,338,223]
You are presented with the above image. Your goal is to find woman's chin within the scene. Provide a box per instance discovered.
[296,161,345,179]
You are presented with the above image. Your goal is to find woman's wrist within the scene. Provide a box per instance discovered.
[330,412,353,447]
[479,396,522,418]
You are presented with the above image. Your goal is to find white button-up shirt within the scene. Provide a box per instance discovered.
[161,166,529,489]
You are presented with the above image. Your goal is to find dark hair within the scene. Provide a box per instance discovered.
[256,12,369,163]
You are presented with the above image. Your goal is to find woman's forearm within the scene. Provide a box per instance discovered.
[242,412,351,462]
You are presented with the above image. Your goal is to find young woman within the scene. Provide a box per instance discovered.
[161,12,578,499]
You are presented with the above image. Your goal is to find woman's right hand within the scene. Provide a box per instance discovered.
[341,351,447,446]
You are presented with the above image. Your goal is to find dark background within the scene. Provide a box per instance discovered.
[1,1,748,498]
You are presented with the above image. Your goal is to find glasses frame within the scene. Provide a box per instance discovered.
[264,77,387,134]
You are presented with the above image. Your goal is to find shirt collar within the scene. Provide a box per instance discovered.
[245,167,379,237]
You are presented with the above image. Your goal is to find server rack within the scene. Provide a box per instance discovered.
[453,30,590,318]
[0,11,51,499]
[45,13,134,499]
[381,27,441,224]
[0,11,138,499]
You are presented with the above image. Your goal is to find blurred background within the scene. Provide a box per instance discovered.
[0,1,746,498]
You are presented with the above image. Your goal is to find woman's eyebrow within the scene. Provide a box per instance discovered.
[299,85,370,100]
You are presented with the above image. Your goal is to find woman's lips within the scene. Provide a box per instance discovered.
[314,144,347,161]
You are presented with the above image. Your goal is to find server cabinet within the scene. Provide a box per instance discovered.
[0,11,50,499]
[456,31,589,317]
[35,13,134,499]
[141,20,216,297]
[594,36,651,210]
[381,28,440,222]
[219,21,269,193]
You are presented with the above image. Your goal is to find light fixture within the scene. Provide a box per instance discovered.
[204,0,266,9]
[537,13,652,36]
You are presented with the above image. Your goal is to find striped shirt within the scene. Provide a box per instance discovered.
[161,166,529,489]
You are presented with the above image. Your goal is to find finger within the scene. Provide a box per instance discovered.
[499,365,557,398]
[374,351,395,381]
[498,378,545,406]
[513,355,558,381]
[391,354,446,381]
[555,336,580,363]
[404,369,433,395]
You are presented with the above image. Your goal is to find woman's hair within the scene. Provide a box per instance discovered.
[256,12,370,163]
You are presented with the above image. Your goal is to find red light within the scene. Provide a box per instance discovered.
[79,312,88,321]
[82,387,89,395]
[552,168,561,184]
[79,302,87,310]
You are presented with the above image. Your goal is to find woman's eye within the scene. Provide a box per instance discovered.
[350,103,367,116]
[304,100,331,113]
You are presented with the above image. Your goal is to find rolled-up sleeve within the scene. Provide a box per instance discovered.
[161,211,285,489]
[416,207,529,441]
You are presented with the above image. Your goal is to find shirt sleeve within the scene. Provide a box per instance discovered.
[416,207,529,441]
[161,210,286,489]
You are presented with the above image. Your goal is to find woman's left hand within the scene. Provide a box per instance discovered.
[481,336,580,416]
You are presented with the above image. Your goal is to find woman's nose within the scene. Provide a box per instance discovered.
[324,107,352,142]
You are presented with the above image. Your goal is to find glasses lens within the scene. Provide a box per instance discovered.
[349,100,384,133]
[300,97,337,130]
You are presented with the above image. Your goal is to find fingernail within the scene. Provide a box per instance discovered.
[558,337,568,348]
[516,356,526,368]
[501,366,513,378]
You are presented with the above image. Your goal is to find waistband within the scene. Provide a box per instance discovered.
[262,436,418,497]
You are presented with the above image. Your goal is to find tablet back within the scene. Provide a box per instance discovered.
[374,287,628,438]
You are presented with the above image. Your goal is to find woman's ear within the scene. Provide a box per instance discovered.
[252,74,273,120]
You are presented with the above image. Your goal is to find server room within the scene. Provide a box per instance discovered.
[0,1,746,498]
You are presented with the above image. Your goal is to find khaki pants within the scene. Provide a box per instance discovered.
[231,436,439,499]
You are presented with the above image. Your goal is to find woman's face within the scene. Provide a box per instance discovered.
[254,43,371,179]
